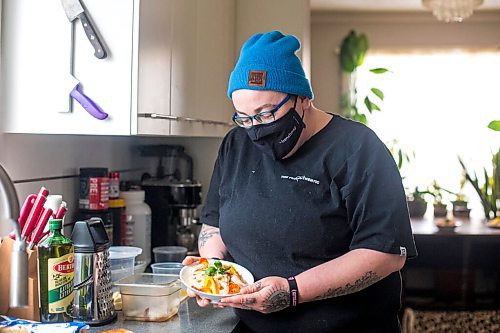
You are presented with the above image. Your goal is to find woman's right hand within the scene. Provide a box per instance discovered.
[182,256,211,307]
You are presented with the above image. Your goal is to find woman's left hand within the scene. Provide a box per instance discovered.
[218,276,290,314]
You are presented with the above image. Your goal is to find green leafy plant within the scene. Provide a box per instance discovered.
[426,181,455,217]
[386,139,414,173]
[338,31,414,177]
[427,181,454,206]
[451,172,469,213]
[458,150,499,220]
[488,120,500,131]
[407,186,428,202]
[339,30,389,125]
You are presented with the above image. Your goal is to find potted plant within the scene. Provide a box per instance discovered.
[459,149,499,221]
[452,192,470,218]
[427,181,453,218]
[406,187,428,218]
[450,173,471,217]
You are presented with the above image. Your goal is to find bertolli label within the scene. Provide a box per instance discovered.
[48,252,74,314]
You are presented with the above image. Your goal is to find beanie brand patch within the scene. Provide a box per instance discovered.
[248,70,266,87]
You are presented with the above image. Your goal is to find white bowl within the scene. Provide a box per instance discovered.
[179,259,254,304]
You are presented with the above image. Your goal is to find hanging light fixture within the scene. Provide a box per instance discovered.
[423,0,484,22]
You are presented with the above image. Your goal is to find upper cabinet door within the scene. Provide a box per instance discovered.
[134,0,174,136]
[71,0,135,135]
[139,0,235,137]
[2,0,71,134]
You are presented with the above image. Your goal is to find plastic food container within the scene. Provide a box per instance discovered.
[109,246,142,282]
[134,260,149,274]
[151,262,184,275]
[114,273,183,322]
[152,246,187,263]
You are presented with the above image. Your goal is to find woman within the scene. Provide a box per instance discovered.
[183,31,417,333]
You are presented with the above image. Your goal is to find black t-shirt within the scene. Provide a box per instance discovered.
[201,115,417,333]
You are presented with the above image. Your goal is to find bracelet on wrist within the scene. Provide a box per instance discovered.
[287,276,299,307]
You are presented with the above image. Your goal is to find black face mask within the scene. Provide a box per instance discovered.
[246,98,305,160]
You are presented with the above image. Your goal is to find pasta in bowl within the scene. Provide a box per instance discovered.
[180,258,254,303]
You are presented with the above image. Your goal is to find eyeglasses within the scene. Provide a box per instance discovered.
[232,94,292,128]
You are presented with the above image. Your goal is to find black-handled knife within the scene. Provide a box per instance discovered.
[61,0,107,59]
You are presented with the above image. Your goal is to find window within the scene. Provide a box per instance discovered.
[357,49,500,218]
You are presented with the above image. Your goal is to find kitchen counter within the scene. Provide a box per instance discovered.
[87,298,238,333]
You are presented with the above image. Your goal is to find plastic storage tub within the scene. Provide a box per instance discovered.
[152,246,187,263]
[151,262,184,275]
[109,246,142,282]
[115,273,183,322]
[134,260,149,274]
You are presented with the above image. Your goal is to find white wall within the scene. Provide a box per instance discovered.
[310,10,500,113]
[235,0,311,78]
[0,133,222,237]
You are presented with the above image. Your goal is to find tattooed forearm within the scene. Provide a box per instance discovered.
[262,286,290,313]
[314,271,381,301]
[198,225,220,248]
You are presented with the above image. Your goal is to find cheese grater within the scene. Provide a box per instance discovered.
[71,218,116,326]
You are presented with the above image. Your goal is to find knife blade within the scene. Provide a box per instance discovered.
[61,0,107,59]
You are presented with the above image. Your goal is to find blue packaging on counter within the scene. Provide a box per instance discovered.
[0,316,89,332]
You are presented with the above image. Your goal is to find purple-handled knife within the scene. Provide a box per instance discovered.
[61,0,107,59]
[69,76,108,120]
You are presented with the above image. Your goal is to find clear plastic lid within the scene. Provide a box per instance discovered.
[114,273,180,296]
[109,246,142,259]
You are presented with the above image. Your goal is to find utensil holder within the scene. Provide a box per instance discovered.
[0,236,40,321]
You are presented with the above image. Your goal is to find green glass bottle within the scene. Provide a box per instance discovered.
[37,219,74,322]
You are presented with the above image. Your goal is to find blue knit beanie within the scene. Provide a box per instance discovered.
[227,31,313,100]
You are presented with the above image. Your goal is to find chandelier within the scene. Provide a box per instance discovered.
[423,0,484,22]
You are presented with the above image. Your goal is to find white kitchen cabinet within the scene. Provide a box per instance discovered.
[1,0,235,137]
[137,0,236,137]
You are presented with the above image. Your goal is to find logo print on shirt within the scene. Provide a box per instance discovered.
[400,246,407,256]
[281,175,320,185]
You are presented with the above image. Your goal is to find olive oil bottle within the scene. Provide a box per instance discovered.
[37,219,74,322]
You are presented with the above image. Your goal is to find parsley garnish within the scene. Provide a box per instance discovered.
[205,260,230,276]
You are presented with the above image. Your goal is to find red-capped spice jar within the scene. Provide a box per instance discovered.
[79,168,109,211]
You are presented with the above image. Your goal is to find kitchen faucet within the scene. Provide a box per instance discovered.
[0,162,28,308]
